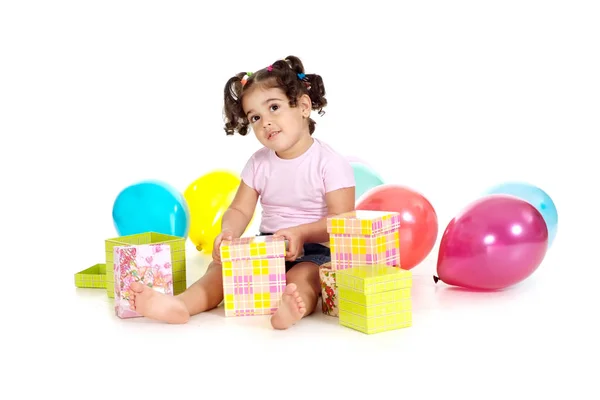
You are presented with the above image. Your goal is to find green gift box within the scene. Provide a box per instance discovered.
[337,264,412,334]
[105,232,187,298]
[74,263,107,289]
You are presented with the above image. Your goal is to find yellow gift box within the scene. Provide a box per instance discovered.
[337,264,412,334]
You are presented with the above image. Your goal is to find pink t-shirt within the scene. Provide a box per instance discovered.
[240,138,355,235]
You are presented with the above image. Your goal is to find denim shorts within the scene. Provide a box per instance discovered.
[258,232,331,272]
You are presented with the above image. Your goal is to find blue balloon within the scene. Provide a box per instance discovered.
[112,180,190,238]
[351,162,385,201]
[485,182,558,246]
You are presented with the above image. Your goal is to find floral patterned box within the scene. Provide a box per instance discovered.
[105,232,186,298]
[319,262,338,317]
[113,243,174,319]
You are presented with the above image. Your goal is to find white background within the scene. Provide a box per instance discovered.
[2,1,599,399]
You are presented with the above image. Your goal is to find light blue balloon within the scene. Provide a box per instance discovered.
[351,162,385,201]
[112,180,190,238]
[485,182,558,246]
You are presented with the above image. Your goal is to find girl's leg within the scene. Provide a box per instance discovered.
[177,262,224,315]
[270,261,321,330]
[129,261,224,324]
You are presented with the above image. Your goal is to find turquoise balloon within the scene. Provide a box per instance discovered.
[485,182,558,246]
[112,180,190,238]
[351,162,385,201]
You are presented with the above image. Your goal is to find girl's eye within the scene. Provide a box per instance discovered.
[270,104,279,112]
[250,115,259,122]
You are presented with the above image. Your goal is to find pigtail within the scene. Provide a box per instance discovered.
[281,55,327,116]
[223,72,251,136]
[282,55,304,73]
[304,73,327,116]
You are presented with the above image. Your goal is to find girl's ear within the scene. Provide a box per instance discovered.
[299,94,312,117]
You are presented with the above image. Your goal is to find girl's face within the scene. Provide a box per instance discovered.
[242,85,312,159]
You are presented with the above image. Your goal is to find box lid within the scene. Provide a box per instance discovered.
[74,263,107,289]
[220,235,286,262]
[336,265,411,294]
[327,210,401,235]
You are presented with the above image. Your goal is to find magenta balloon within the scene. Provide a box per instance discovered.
[435,194,548,290]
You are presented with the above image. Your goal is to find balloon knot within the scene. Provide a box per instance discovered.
[196,245,203,252]
[433,275,439,284]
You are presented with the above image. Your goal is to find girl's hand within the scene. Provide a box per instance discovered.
[274,226,305,261]
[212,229,235,264]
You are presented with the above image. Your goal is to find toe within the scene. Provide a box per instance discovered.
[130,282,144,293]
[284,283,297,295]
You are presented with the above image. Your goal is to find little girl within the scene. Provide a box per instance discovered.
[129,55,356,329]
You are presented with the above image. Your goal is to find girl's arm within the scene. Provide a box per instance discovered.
[221,181,259,238]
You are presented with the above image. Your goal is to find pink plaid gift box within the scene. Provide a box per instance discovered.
[113,243,174,319]
[220,235,287,317]
[327,210,401,271]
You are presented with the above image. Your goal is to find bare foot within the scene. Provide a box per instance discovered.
[271,283,306,330]
[129,282,190,324]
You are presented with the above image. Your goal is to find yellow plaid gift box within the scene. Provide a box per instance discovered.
[337,264,412,334]
[327,210,401,271]
[220,235,287,317]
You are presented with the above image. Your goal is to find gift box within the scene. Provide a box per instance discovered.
[337,264,412,334]
[105,232,186,298]
[113,243,174,318]
[74,263,107,289]
[327,210,401,271]
[319,262,338,317]
[220,235,287,317]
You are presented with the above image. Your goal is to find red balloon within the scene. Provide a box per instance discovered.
[356,184,438,270]
[435,195,548,290]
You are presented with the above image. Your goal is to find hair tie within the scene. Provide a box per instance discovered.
[241,71,253,86]
[297,73,306,80]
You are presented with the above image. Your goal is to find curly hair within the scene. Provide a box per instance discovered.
[223,55,327,136]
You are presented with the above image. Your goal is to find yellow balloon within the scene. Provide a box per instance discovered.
[184,170,245,253]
